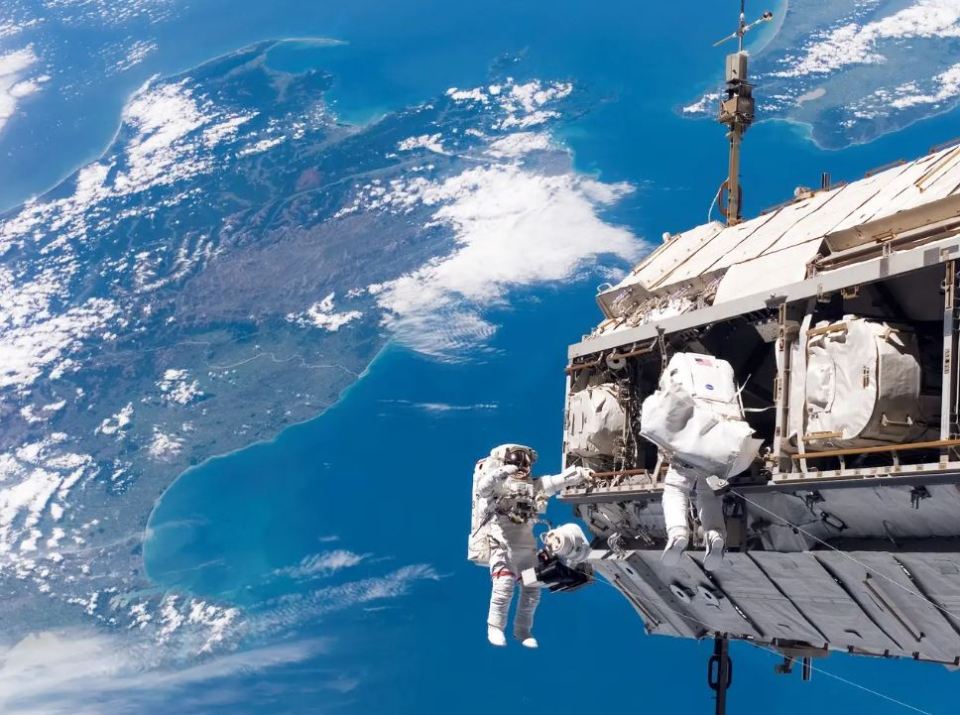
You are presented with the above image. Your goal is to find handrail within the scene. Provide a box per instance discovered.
[586,468,656,480]
[789,438,960,461]
[565,341,658,374]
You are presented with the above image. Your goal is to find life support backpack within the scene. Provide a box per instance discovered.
[467,444,538,566]
[640,353,761,479]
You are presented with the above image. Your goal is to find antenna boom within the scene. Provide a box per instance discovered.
[714,3,773,225]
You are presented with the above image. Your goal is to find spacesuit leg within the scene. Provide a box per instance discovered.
[695,475,726,571]
[487,536,515,646]
[695,474,726,537]
[513,584,541,642]
[509,527,541,646]
[661,465,693,566]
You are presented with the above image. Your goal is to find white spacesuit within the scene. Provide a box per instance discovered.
[470,444,587,648]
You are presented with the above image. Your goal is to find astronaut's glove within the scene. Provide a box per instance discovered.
[539,465,589,496]
[575,467,595,482]
[487,464,519,487]
[561,465,593,487]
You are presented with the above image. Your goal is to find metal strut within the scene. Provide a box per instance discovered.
[707,636,733,715]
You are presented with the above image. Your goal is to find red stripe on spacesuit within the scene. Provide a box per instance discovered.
[491,570,515,579]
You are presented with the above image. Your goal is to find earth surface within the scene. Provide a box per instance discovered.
[1,1,959,713]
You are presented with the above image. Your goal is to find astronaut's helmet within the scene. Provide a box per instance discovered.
[491,444,538,471]
[504,447,534,471]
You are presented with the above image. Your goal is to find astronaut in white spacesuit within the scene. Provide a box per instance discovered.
[471,445,588,648]
[639,352,761,573]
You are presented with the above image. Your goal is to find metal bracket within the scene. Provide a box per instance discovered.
[910,485,931,509]
[707,636,733,715]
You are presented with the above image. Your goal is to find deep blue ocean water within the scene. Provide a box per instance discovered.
[9,0,960,711]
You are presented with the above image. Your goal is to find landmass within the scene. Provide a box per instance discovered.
[0,40,639,653]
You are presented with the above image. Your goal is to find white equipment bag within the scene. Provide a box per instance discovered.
[640,353,760,478]
[791,316,924,449]
[565,383,628,458]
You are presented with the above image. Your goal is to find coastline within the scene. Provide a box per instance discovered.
[140,340,398,583]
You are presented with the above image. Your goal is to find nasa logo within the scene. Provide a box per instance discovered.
[706,384,714,390]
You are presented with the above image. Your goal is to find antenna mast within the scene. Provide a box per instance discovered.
[714,1,773,225]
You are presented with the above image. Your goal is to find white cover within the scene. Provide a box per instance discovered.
[565,384,627,458]
[712,239,823,306]
[795,316,923,449]
[640,353,760,478]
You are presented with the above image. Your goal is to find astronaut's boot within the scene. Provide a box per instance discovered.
[487,625,507,647]
[703,530,725,571]
[520,636,539,649]
[661,528,689,567]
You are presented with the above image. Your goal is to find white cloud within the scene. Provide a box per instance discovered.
[112,39,157,74]
[774,0,960,78]
[386,399,498,413]
[96,403,134,436]
[0,78,254,260]
[147,429,184,461]
[252,564,440,636]
[372,164,639,357]
[681,93,716,115]
[0,265,119,392]
[19,400,66,424]
[286,293,363,332]
[274,549,370,580]
[0,436,92,579]
[157,369,202,406]
[328,76,643,357]
[505,80,573,113]
[0,630,327,715]
[112,79,255,195]
[237,134,285,157]
[397,133,446,154]
[185,600,240,654]
[888,62,960,109]
[486,131,551,157]
[416,401,497,412]
[445,87,488,103]
[0,21,40,41]
[0,45,45,134]
[446,78,572,130]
